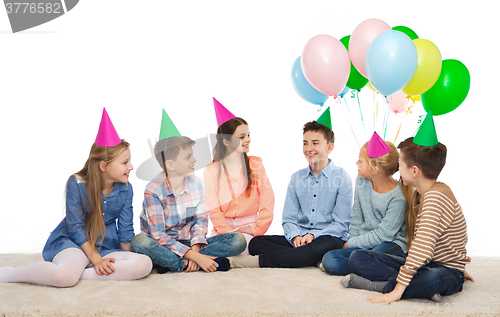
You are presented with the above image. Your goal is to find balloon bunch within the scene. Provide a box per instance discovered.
[291,18,471,117]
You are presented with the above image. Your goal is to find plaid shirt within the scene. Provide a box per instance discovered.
[139,171,208,257]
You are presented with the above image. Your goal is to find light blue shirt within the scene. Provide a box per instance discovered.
[282,160,353,244]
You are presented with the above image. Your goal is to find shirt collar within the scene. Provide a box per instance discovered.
[307,158,334,178]
[162,171,192,197]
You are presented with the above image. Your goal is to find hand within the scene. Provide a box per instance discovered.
[93,258,116,276]
[343,242,348,249]
[184,250,219,273]
[368,283,405,305]
[292,236,302,248]
[193,254,219,273]
[300,234,314,246]
[236,226,254,235]
[465,272,475,282]
[184,259,200,273]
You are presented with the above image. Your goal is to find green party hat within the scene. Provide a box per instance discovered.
[316,106,332,129]
[413,109,438,146]
[159,109,181,141]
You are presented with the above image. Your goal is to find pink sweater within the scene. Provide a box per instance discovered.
[203,156,275,236]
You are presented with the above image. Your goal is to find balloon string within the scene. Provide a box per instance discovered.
[394,99,414,143]
[340,96,361,149]
[356,89,366,139]
[383,107,389,139]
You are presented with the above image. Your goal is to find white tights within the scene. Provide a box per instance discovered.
[0,248,152,287]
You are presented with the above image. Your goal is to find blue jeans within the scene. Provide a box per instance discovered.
[322,242,406,275]
[130,232,246,272]
[248,235,344,268]
[349,250,465,299]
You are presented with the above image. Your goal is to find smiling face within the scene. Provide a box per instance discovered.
[103,149,133,185]
[167,145,196,177]
[224,124,251,155]
[303,130,333,170]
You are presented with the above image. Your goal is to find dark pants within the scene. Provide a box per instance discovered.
[248,235,344,268]
[349,250,465,299]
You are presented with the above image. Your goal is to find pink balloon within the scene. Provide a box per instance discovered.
[385,90,409,114]
[301,34,350,96]
[349,18,391,77]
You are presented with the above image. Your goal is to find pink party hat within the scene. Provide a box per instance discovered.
[366,132,390,158]
[95,108,121,147]
[213,97,236,127]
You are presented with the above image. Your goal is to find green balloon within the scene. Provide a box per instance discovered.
[392,26,419,40]
[421,59,470,116]
[340,35,368,90]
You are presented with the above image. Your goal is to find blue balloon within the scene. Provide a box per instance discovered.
[291,56,329,105]
[365,30,418,96]
[338,86,351,98]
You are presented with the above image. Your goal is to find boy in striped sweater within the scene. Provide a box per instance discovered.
[340,113,473,304]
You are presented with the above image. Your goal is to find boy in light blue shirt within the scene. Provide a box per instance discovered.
[230,117,353,268]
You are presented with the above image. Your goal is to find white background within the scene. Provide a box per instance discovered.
[0,1,497,257]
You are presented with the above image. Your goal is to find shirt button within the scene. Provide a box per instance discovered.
[316,181,319,184]
[313,195,316,197]
[104,201,106,204]
[310,223,313,226]
[312,209,315,212]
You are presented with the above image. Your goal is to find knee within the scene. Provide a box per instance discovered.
[348,249,369,272]
[131,234,151,253]
[233,232,247,254]
[132,254,153,280]
[51,267,82,288]
[247,236,262,255]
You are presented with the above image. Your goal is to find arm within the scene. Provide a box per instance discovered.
[203,167,233,234]
[368,283,407,305]
[143,189,190,257]
[347,178,363,242]
[348,195,407,249]
[65,177,90,248]
[396,191,453,286]
[251,158,275,236]
[117,183,135,246]
[282,179,303,244]
[188,180,208,246]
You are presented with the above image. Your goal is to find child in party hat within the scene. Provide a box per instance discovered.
[0,108,152,287]
[230,107,353,268]
[320,131,409,275]
[131,109,245,273]
[203,98,275,255]
[341,110,473,304]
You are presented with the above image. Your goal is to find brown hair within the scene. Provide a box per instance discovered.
[303,121,335,144]
[212,117,252,196]
[397,137,447,180]
[154,136,196,172]
[76,140,130,251]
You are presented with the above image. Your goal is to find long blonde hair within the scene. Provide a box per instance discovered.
[361,141,414,247]
[75,140,130,251]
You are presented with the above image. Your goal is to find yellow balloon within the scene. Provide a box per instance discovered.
[409,95,420,102]
[402,39,442,96]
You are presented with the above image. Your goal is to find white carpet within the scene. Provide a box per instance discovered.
[0,254,499,316]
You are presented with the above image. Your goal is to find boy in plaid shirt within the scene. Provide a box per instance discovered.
[131,113,245,273]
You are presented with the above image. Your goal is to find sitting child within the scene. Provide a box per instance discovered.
[230,108,353,268]
[341,112,473,304]
[321,132,409,275]
[131,110,246,273]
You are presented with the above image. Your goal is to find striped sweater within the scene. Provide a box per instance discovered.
[396,182,470,286]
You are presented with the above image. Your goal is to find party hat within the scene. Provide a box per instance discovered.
[316,106,332,129]
[367,132,390,157]
[159,109,181,141]
[95,108,121,147]
[413,109,438,146]
[213,97,236,127]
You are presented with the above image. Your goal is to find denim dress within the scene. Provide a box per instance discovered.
[42,174,135,262]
